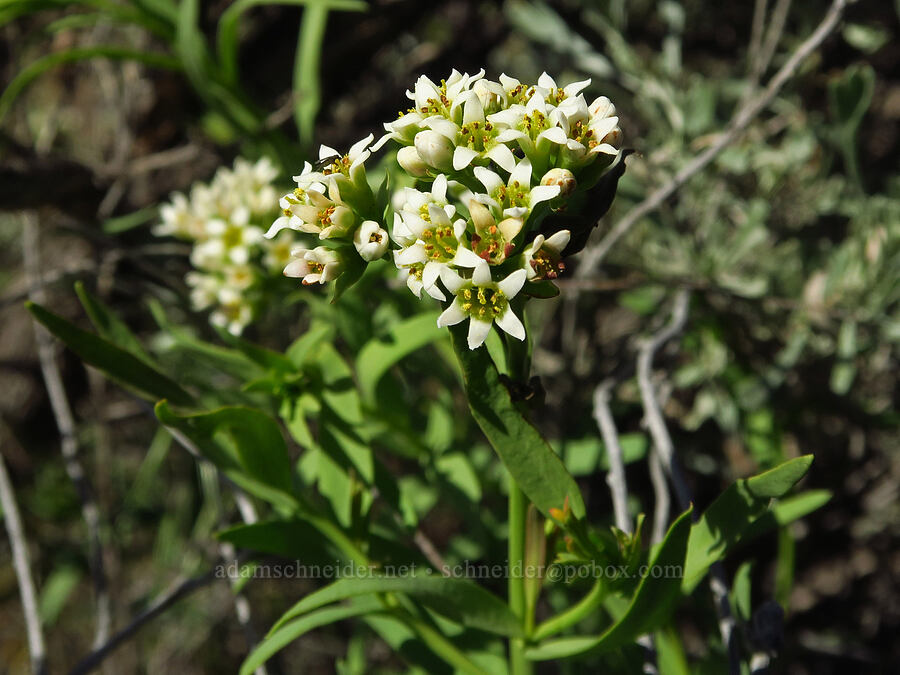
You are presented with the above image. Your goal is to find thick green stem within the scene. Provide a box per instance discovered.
[395,611,491,675]
[508,476,532,675]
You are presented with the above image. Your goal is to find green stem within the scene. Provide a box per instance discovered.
[532,579,605,642]
[508,476,532,675]
[395,611,491,675]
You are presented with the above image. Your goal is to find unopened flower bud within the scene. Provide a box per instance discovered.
[397,146,428,177]
[541,168,577,198]
[414,130,454,172]
[353,220,389,261]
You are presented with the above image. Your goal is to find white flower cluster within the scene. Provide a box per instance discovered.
[156,158,295,335]
[273,70,623,349]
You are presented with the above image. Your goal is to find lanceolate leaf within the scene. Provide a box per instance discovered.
[241,598,385,675]
[26,301,194,406]
[682,455,814,593]
[525,508,693,661]
[155,402,296,507]
[357,311,444,401]
[449,327,585,519]
[271,575,524,638]
[75,281,153,364]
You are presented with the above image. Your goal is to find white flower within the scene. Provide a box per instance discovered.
[210,287,253,336]
[437,263,527,349]
[156,193,206,239]
[473,157,560,219]
[283,246,342,285]
[522,230,571,280]
[393,203,483,295]
[488,95,569,170]
[353,220,389,261]
[552,93,621,166]
[536,72,591,105]
[392,252,446,302]
[186,271,221,311]
[422,92,517,172]
[268,184,355,240]
[262,229,296,272]
[466,199,524,265]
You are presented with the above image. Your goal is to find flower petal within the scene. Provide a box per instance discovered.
[497,268,527,298]
[486,144,516,173]
[474,166,504,194]
[467,317,492,349]
[453,146,479,171]
[509,158,532,187]
[422,260,442,289]
[495,307,525,341]
[437,298,468,328]
[530,184,561,205]
[439,266,466,294]
[453,245,485,268]
[472,262,492,286]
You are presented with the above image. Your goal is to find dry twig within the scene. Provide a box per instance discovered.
[0,449,48,675]
[22,213,112,648]
[577,0,850,276]
[636,289,741,675]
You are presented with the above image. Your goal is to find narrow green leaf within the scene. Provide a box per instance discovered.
[217,520,337,564]
[216,0,367,86]
[148,299,262,382]
[526,509,693,660]
[449,326,585,519]
[0,46,180,122]
[682,456,814,592]
[241,598,384,675]
[154,403,293,495]
[75,282,153,364]
[357,311,444,400]
[26,301,193,406]
[271,575,523,638]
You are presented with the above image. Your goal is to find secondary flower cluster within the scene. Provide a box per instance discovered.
[271,70,622,348]
[156,158,296,335]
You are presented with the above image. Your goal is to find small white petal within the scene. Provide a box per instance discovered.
[510,158,532,187]
[462,93,485,125]
[467,318,492,349]
[437,298,468,328]
[432,174,448,202]
[530,184,561,205]
[495,307,525,341]
[319,144,339,160]
[422,261,442,289]
[497,269,527,298]
[472,262,492,286]
[439,266,466,294]
[474,166,504,194]
[424,283,446,302]
[563,78,591,97]
[545,230,571,252]
[453,245,485,268]
[396,243,427,265]
[349,133,374,157]
[486,144,516,173]
[453,146,479,171]
[537,73,556,90]
[539,127,569,145]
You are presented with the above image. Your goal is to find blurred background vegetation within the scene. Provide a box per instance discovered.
[0,0,897,673]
